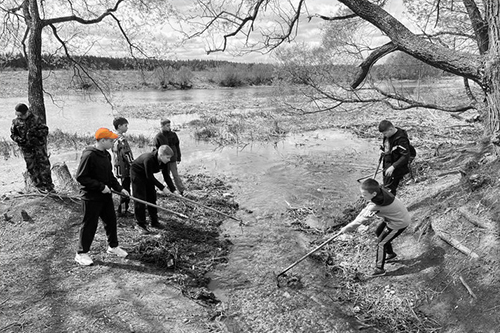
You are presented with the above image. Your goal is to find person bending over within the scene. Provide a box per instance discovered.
[341,178,411,276]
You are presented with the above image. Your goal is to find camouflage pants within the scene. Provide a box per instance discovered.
[20,146,54,191]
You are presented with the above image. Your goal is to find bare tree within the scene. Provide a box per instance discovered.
[189,0,500,137]
[0,0,167,187]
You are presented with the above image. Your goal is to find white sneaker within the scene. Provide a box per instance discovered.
[75,253,93,266]
[107,246,128,257]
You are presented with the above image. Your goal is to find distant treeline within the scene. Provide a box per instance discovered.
[1,52,450,89]
[0,52,254,71]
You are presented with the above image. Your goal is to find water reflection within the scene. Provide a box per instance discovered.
[1,128,378,211]
[1,87,378,211]
[0,86,278,139]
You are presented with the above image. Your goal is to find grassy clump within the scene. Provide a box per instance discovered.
[1,129,153,160]
[192,111,289,146]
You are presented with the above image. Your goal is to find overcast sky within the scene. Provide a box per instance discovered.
[162,0,407,63]
[46,0,407,64]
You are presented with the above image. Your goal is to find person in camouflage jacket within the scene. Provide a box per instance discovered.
[10,103,54,192]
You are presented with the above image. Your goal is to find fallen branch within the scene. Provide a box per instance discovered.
[457,207,488,229]
[434,229,479,259]
[418,218,432,242]
[173,193,242,222]
[459,276,477,299]
[6,192,81,202]
[436,169,461,177]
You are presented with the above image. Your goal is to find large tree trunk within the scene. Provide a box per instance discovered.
[484,1,500,135]
[22,0,53,190]
[26,0,47,124]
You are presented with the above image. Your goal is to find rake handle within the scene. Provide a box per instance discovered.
[173,194,241,222]
[111,190,188,219]
[277,231,343,278]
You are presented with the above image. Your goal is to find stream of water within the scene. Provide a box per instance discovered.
[1,88,380,330]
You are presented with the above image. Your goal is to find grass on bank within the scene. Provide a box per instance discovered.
[0,129,151,159]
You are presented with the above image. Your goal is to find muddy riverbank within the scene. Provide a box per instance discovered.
[2,77,500,332]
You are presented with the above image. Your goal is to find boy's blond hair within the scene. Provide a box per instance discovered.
[158,145,173,156]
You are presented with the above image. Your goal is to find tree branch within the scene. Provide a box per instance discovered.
[307,13,357,22]
[337,0,482,83]
[375,87,476,112]
[49,24,112,105]
[418,31,476,40]
[462,0,489,53]
[351,42,399,89]
[43,0,124,26]
[108,13,149,58]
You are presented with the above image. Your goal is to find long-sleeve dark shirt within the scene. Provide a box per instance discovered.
[76,147,123,200]
[153,130,181,162]
[382,127,411,177]
[130,151,167,190]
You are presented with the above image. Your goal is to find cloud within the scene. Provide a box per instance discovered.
[44,0,414,64]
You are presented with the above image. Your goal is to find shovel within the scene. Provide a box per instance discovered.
[276,231,343,279]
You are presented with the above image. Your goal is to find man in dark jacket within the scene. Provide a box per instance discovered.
[378,120,411,196]
[75,128,130,266]
[10,103,54,192]
[131,145,174,234]
[153,119,186,195]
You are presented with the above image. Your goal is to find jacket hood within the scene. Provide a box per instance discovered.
[82,146,107,157]
[393,127,409,140]
[371,187,395,206]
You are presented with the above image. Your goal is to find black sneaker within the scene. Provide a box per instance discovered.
[151,222,165,230]
[135,224,151,235]
[386,253,398,263]
[371,268,386,277]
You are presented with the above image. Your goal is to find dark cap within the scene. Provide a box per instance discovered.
[15,103,29,114]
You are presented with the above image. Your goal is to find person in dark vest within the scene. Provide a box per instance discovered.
[341,178,411,276]
[378,120,411,196]
[10,103,54,192]
[112,117,134,217]
[153,119,186,195]
[130,145,175,234]
[75,128,130,266]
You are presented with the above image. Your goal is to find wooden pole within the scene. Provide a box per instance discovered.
[277,231,343,278]
[111,190,188,219]
[172,194,241,222]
